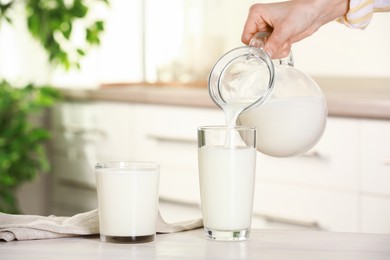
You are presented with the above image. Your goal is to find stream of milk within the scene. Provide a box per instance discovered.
[220,97,257,149]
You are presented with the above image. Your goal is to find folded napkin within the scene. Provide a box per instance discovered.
[0,209,203,242]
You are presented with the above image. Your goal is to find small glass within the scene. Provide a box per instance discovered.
[198,126,257,241]
[95,161,159,243]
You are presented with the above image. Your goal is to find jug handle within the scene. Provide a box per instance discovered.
[249,31,270,49]
[249,31,294,67]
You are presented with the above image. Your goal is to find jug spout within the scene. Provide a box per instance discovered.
[208,33,275,113]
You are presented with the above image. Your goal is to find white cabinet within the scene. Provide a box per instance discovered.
[256,118,359,191]
[359,119,390,196]
[49,101,136,215]
[133,104,224,205]
[254,117,360,232]
[360,196,390,233]
[49,102,224,219]
[358,119,390,234]
[254,117,390,233]
[254,182,359,232]
[131,104,225,222]
[48,101,390,233]
[92,102,137,161]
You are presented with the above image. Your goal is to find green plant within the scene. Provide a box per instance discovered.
[0,0,108,69]
[0,80,61,213]
[0,0,108,213]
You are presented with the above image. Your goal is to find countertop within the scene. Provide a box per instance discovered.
[2,229,390,259]
[60,77,390,120]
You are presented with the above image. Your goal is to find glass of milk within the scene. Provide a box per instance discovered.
[95,161,160,243]
[197,126,257,241]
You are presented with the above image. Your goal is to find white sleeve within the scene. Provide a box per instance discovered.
[373,0,390,10]
[338,0,390,29]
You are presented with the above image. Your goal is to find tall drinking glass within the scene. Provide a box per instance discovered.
[198,126,257,241]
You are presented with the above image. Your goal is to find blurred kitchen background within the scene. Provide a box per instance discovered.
[1,0,389,233]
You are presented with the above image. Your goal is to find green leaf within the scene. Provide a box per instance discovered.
[95,20,104,31]
[86,28,100,45]
[26,12,41,38]
[77,48,86,56]
[71,0,88,18]
[0,2,14,18]
[60,21,72,39]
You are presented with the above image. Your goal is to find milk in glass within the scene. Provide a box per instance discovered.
[198,145,256,231]
[96,166,159,238]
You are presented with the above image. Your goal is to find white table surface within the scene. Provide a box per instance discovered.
[2,228,390,260]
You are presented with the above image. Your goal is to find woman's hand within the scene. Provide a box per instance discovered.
[241,0,349,59]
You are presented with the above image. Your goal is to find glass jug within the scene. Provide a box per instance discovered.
[208,32,327,157]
